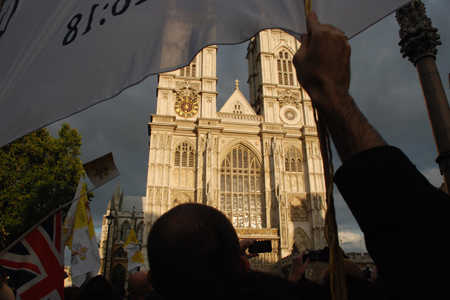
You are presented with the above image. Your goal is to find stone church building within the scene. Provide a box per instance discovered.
[101,29,327,280]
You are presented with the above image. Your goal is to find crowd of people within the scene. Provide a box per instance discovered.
[2,10,449,300]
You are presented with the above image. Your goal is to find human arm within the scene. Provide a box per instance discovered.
[288,252,309,283]
[293,11,387,163]
[239,239,259,259]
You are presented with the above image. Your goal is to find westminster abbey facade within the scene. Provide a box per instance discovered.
[141,29,327,274]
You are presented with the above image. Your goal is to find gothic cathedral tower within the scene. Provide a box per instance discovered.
[246,30,327,259]
[143,31,326,274]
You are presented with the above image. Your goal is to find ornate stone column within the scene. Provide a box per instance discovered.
[397,0,450,190]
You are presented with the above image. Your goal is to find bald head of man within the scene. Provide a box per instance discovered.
[127,271,152,300]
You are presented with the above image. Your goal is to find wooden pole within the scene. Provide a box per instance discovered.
[396,0,450,191]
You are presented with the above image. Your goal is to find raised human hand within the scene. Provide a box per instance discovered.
[239,239,259,259]
[288,252,309,283]
[293,10,351,116]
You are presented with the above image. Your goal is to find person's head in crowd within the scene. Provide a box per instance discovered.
[147,203,247,299]
[76,275,114,300]
[127,271,152,300]
[0,264,15,300]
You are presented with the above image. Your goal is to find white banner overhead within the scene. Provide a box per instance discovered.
[0,0,411,147]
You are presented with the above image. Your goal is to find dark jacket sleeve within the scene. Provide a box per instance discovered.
[334,146,450,299]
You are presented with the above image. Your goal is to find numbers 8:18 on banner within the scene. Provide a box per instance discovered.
[63,0,148,46]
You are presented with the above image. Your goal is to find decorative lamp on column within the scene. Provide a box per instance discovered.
[103,209,116,279]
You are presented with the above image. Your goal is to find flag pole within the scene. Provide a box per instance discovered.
[0,185,101,257]
[396,0,450,191]
[303,2,347,300]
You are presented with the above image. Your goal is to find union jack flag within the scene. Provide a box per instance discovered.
[0,210,64,300]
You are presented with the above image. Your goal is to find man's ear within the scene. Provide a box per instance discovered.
[239,256,250,274]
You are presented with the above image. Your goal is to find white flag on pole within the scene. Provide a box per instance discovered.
[124,228,145,274]
[83,153,120,188]
[0,0,412,147]
[63,177,101,287]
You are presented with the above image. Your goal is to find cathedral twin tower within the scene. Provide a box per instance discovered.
[143,29,326,273]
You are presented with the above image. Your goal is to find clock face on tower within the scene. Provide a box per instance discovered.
[174,96,199,117]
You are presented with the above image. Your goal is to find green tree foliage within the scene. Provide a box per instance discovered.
[0,124,85,251]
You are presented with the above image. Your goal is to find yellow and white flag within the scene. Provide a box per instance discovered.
[124,229,144,274]
[63,176,101,287]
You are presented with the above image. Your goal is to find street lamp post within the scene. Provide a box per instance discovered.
[396,0,450,190]
[103,210,116,279]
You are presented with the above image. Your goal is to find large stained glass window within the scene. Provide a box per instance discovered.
[220,144,263,228]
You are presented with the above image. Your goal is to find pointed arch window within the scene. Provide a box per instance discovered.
[120,221,131,242]
[285,147,303,172]
[174,142,195,168]
[220,144,263,228]
[277,50,295,86]
[233,103,243,114]
[136,221,145,243]
[180,57,197,77]
[111,264,126,288]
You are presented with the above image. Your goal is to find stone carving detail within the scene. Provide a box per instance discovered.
[166,135,171,149]
[163,189,168,205]
[304,127,317,135]
[200,136,206,151]
[272,137,280,156]
[283,129,300,135]
[264,140,271,155]
[177,122,196,128]
[293,227,312,252]
[307,143,313,159]
[199,120,219,126]
[153,117,174,123]
[278,89,301,108]
[272,31,294,48]
[207,190,218,207]
[237,228,278,236]
[217,113,263,122]
[152,135,159,149]
[272,239,279,254]
[198,190,203,203]
[313,143,322,159]
[147,187,153,205]
[155,188,161,205]
[171,192,192,207]
[175,80,200,98]
[288,197,308,222]
[396,0,441,64]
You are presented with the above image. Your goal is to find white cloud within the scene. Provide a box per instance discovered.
[421,166,444,188]
[338,231,367,253]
